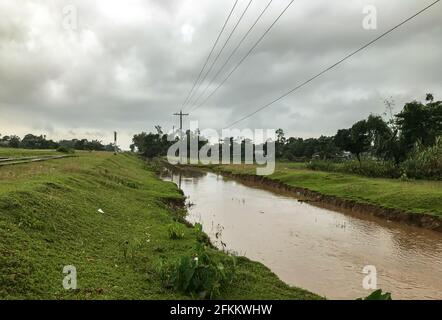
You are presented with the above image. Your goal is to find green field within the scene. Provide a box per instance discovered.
[209,162,442,218]
[0,149,319,300]
[0,148,58,158]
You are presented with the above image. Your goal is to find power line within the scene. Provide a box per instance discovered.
[189,0,274,112]
[180,0,239,111]
[186,0,254,110]
[191,0,295,112]
[225,0,441,129]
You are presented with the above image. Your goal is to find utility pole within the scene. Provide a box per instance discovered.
[173,110,189,132]
[173,110,189,163]
[114,131,118,155]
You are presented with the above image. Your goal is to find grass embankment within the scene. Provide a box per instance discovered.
[0,148,59,158]
[0,149,319,300]
[209,162,442,219]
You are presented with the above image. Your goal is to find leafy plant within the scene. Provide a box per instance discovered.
[167,243,237,299]
[168,223,186,240]
[307,160,401,178]
[358,289,392,300]
[119,238,145,261]
[401,136,442,180]
[56,146,75,154]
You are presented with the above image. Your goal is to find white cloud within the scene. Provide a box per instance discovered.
[0,0,441,149]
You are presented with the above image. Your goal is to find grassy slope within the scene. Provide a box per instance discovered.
[0,149,319,300]
[212,162,442,218]
[0,148,58,158]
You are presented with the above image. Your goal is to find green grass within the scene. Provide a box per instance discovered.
[210,162,442,218]
[0,148,58,158]
[0,150,319,300]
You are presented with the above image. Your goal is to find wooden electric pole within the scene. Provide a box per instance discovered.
[173,110,189,132]
[114,131,118,155]
[173,110,189,164]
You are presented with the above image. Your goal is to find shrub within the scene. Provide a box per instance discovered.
[342,160,400,178]
[57,146,75,154]
[194,223,208,244]
[401,137,442,180]
[167,223,186,240]
[307,160,401,178]
[357,289,392,300]
[306,160,336,172]
[166,243,237,299]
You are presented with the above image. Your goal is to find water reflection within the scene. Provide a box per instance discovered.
[161,167,442,300]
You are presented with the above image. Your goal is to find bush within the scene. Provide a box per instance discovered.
[401,137,442,180]
[307,160,401,178]
[166,243,237,299]
[167,223,186,240]
[306,138,442,180]
[306,160,336,172]
[357,289,392,300]
[56,146,75,154]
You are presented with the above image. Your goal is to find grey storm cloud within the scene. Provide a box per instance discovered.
[0,0,441,148]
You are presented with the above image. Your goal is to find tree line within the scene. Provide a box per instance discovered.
[0,133,116,152]
[132,94,441,165]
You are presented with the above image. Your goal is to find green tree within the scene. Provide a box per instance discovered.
[275,129,286,159]
[335,120,370,164]
[132,127,174,158]
[396,95,442,152]
[9,135,21,148]
[316,136,338,160]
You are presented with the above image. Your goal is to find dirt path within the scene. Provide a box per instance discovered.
[0,155,74,167]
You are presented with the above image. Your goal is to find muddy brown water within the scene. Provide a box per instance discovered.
[161,168,442,300]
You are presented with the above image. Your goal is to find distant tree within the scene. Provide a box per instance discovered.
[426,93,434,103]
[59,139,77,149]
[316,136,339,160]
[275,129,286,158]
[335,121,370,164]
[74,139,88,150]
[132,130,168,158]
[366,114,392,159]
[283,137,308,160]
[20,134,55,149]
[9,136,21,148]
[351,120,371,163]
[396,96,442,151]
[86,140,105,151]
[0,135,21,148]
[335,129,352,154]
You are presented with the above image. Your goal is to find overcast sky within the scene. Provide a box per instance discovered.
[0,0,441,149]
